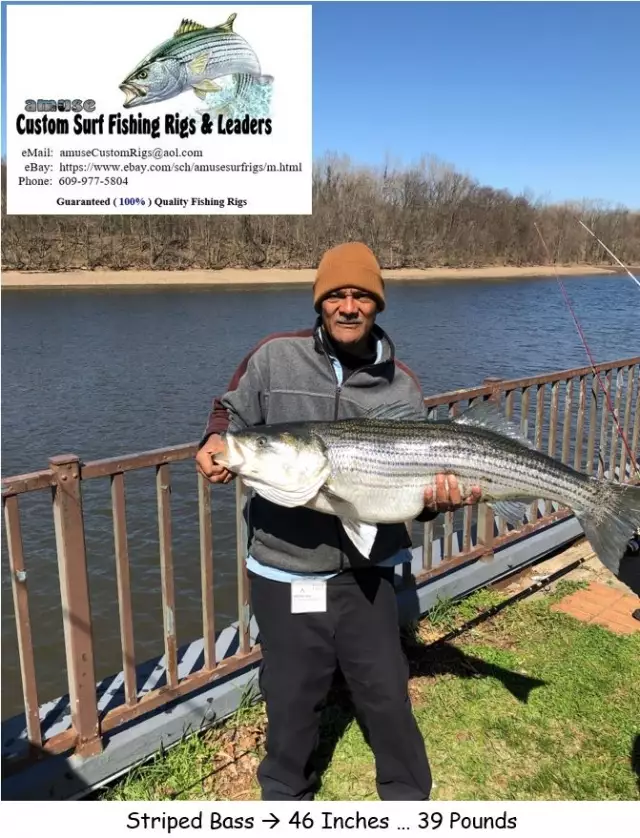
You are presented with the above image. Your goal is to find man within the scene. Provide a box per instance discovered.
[196,241,481,801]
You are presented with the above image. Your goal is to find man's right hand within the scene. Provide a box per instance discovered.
[195,434,235,484]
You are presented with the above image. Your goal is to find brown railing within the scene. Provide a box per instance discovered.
[416,358,640,578]
[3,447,258,761]
[2,356,639,762]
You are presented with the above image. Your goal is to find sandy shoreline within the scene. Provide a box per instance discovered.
[1,264,619,290]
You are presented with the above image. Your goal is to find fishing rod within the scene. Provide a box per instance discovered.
[533,222,639,481]
[577,219,640,289]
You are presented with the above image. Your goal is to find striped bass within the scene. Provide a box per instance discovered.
[119,13,272,108]
[217,400,640,582]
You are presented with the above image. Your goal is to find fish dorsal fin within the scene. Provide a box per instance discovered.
[362,401,426,422]
[174,19,207,37]
[453,400,535,448]
[213,13,237,33]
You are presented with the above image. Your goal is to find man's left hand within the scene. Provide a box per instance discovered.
[424,474,482,513]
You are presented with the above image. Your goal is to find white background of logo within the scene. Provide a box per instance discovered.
[5,3,312,214]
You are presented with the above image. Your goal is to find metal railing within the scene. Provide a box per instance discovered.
[416,358,639,580]
[2,356,638,763]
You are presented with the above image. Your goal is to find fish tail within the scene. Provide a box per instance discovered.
[576,480,640,578]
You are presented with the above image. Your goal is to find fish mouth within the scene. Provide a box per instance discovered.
[119,82,146,107]
[214,434,240,470]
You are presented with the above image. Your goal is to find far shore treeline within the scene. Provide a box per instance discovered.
[2,155,639,272]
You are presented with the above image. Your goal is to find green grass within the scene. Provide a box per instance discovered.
[101,587,640,802]
[102,688,265,802]
[413,597,639,800]
[423,588,507,632]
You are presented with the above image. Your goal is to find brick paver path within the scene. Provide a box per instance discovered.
[551,581,640,634]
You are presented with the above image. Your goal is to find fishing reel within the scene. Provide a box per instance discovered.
[626,526,640,556]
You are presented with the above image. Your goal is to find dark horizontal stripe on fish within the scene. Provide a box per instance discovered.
[174,30,242,43]
[173,46,258,64]
[166,32,246,49]
[327,439,589,495]
[173,40,255,55]
[168,37,255,56]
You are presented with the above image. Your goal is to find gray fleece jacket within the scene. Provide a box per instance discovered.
[201,320,436,574]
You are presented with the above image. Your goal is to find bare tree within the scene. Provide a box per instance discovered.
[2,157,639,272]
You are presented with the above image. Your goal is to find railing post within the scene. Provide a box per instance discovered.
[49,454,102,757]
[236,479,251,654]
[476,503,495,558]
[483,376,503,404]
[4,494,42,751]
[477,378,502,558]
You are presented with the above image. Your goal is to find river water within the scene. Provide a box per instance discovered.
[2,275,638,719]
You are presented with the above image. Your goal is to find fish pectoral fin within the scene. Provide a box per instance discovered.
[197,79,222,91]
[491,500,530,526]
[454,401,535,448]
[340,518,378,559]
[189,54,213,77]
[174,19,207,37]
[192,81,222,99]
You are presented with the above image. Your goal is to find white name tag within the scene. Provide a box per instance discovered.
[291,579,327,613]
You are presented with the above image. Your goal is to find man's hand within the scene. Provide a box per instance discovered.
[195,434,235,485]
[424,474,481,513]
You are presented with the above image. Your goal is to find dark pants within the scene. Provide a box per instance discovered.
[249,566,432,801]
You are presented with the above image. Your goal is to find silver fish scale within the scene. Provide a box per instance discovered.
[311,419,599,509]
[165,33,261,73]
[178,44,256,63]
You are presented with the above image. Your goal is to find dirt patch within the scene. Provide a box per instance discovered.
[200,714,267,801]
[466,619,520,650]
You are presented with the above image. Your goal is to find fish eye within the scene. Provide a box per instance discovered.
[256,436,268,448]
[137,70,148,80]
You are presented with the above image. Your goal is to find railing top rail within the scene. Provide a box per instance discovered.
[2,443,199,496]
[81,442,198,479]
[2,356,638,494]
[422,356,639,408]
[1,469,55,498]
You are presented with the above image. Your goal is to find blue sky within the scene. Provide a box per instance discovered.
[311,1,640,209]
[2,1,639,208]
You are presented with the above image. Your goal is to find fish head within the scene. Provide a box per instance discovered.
[120,57,185,107]
[218,425,329,499]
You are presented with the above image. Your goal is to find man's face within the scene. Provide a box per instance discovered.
[320,287,378,348]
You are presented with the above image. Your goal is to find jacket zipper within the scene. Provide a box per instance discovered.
[335,360,383,419]
[317,326,386,420]
[332,360,387,420]
[316,333,345,562]
[316,326,389,568]
[333,381,342,419]
[317,327,344,420]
